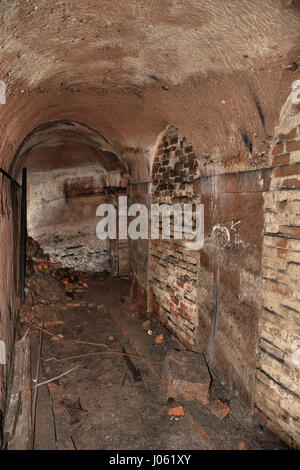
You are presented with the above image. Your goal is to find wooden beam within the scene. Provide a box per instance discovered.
[3,335,32,449]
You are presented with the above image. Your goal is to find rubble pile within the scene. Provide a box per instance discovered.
[19,236,87,324]
[26,236,80,283]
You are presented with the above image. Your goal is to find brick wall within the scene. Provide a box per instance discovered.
[149,126,200,346]
[256,124,300,447]
[194,170,267,406]
[129,119,300,446]
[149,125,267,407]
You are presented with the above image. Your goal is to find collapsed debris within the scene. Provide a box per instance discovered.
[162,350,232,420]
[162,349,211,405]
[19,236,89,325]
[21,236,231,445]
[27,272,65,304]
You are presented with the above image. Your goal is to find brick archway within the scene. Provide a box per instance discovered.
[148,125,200,347]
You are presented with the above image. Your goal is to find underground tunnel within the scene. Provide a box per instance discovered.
[0,0,299,452]
[12,120,130,276]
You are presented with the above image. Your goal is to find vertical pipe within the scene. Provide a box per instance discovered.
[19,168,27,305]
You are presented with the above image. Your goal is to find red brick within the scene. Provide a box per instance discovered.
[286,140,300,152]
[276,238,287,248]
[272,143,284,155]
[277,248,287,259]
[162,350,211,405]
[282,178,300,188]
[278,128,297,140]
[166,400,184,416]
[265,280,290,296]
[275,164,300,177]
[209,400,230,419]
[280,225,300,238]
[272,154,290,167]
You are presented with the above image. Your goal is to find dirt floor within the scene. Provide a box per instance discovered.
[25,275,288,451]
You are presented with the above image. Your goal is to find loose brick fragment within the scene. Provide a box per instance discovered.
[38,320,64,328]
[162,350,211,405]
[155,333,164,344]
[142,320,150,329]
[167,400,184,416]
[209,399,230,419]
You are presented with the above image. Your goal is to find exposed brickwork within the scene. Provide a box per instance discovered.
[257,124,300,447]
[149,126,200,345]
[150,126,266,407]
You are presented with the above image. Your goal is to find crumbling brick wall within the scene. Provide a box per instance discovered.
[149,126,200,346]
[256,123,300,447]
[150,124,267,409]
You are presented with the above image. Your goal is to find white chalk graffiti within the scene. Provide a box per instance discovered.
[210,220,249,249]
[231,219,248,247]
[212,223,230,248]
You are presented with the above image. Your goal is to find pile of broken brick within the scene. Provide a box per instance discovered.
[20,237,231,426]
[163,349,231,422]
[19,236,91,326]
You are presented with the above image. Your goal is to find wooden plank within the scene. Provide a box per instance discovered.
[3,336,32,449]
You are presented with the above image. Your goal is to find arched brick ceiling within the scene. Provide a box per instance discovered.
[0,0,299,181]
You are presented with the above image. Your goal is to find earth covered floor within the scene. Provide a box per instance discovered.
[24,276,288,450]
